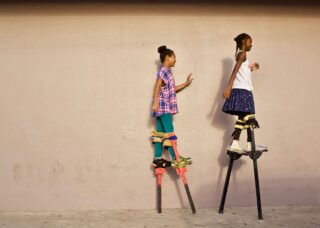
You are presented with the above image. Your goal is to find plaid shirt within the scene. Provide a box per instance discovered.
[152,67,178,117]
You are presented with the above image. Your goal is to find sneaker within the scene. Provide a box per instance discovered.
[152,158,172,168]
[245,142,268,152]
[228,140,244,154]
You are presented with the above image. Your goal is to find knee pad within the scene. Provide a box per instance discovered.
[234,119,246,130]
[151,131,167,144]
[164,132,177,148]
[162,139,172,147]
[151,131,169,139]
[244,114,260,129]
[151,131,177,148]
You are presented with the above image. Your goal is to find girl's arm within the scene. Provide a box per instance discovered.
[152,79,163,112]
[223,52,246,98]
[175,73,193,93]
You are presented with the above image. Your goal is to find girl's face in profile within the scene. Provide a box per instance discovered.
[245,38,253,51]
[166,53,176,67]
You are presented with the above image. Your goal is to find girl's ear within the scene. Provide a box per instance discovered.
[163,55,167,63]
[241,39,248,49]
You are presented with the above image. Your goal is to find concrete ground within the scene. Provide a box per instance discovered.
[0,205,319,228]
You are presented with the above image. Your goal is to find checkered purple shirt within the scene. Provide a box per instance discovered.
[152,67,178,117]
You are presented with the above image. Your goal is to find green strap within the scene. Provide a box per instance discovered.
[172,156,192,168]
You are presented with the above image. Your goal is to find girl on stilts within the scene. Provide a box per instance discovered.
[222,33,266,154]
[151,45,193,168]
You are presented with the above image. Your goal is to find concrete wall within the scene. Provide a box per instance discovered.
[0,3,319,211]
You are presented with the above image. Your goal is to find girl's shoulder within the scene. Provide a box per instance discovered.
[158,66,171,75]
[157,67,172,82]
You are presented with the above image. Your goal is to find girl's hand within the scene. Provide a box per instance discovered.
[186,73,193,85]
[223,87,232,99]
[250,62,260,71]
[175,74,193,92]
[152,101,159,112]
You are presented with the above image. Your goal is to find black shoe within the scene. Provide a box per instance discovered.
[161,158,172,168]
[152,158,172,168]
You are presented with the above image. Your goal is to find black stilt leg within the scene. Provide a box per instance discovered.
[250,128,263,220]
[184,183,196,214]
[253,158,263,219]
[219,156,235,214]
[157,183,162,214]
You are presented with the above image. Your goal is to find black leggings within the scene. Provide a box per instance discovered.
[232,114,252,142]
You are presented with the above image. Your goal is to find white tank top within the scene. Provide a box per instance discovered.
[232,50,253,91]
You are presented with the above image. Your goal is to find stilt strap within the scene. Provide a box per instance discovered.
[151,131,170,139]
[172,156,192,168]
[151,131,177,147]
[169,135,177,140]
[244,114,260,129]
[234,119,248,130]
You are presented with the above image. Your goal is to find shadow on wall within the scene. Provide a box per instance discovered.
[147,59,162,162]
[147,58,162,134]
[192,58,248,208]
[147,59,162,130]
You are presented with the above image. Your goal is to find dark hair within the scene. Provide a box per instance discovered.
[158,45,174,63]
[234,33,251,52]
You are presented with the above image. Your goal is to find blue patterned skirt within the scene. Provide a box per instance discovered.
[222,88,255,115]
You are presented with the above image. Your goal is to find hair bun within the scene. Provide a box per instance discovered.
[234,37,237,41]
[158,45,167,54]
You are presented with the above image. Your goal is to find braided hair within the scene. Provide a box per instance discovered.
[158,45,174,63]
[234,33,251,52]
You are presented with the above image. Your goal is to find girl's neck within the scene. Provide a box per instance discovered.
[163,63,171,69]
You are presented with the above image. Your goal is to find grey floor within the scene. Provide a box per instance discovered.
[0,205,319,228]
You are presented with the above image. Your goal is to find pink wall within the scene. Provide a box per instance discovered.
[0,3,319,210]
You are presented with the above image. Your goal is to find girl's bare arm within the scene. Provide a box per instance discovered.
[223,52,246,98]
[152,79,163,112]
[175,73,193,93]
